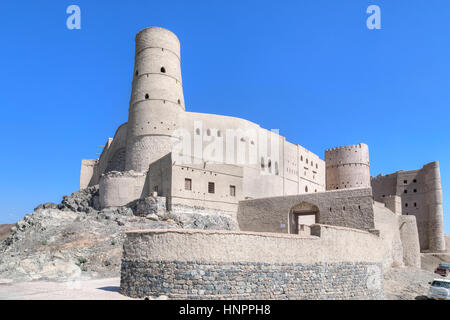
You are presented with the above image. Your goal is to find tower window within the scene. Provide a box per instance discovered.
[153,185,159,194]
[206,129,211,136]
[413,189,417,193]
[185,178,192,191]
[404,190,408,194]
[195,128,200,135]
[145,93,149,99]
[178,99,181,104]
[230,185,236,197]
[413,179,417,183]
[261,157,265,169]
[405,203,408,207]
[208,182,215,194]
[414,202,417,207]
[160,67,166,73]
[404,180,408,184]
[305,186,308,193]
[135,70,138,76]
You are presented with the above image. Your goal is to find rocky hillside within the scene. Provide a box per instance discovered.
[0,185,237,282]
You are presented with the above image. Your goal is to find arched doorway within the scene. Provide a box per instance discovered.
[288,202,320,234]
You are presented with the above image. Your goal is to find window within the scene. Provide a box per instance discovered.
[185,178,192,191]
[275,162,279,175]
[135,70,138,76]
[404,190,408,194]
[178,99,181,104]
[160,67,166,73]
[153,185,158,194]
[414,202,417,207]
[261,157,265,169]
[217,130,221,137]
[268,160,272,173]
[301,156,303,161]
[145,93,149,99]
[413,189,417,193]
[404,180,407,184]
[413,179,417,183]
[208,182,215,194]
[405,203,408,207]
[206,129,211,136]
[306,158,309,164]
[230,185,236,197]
[316,163,318,169]
[305,186,308,193]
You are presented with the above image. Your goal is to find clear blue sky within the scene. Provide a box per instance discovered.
[0,1,448,234]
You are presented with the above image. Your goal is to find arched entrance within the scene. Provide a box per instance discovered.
[288,202,320,234]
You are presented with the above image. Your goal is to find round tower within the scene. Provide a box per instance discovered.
[125,27,185,172]
[325,143,370,190]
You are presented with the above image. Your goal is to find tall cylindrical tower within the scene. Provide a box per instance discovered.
[424,161,446,252]
[325,143,370,190]
[125,27,185,172]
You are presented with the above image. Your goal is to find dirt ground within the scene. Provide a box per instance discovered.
[0,277,132,300]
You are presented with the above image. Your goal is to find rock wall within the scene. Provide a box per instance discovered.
[120,225,385,299]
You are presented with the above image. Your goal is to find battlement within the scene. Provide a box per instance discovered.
[325,143,368,153]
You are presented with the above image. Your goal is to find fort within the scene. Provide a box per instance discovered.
[80,27,446,299]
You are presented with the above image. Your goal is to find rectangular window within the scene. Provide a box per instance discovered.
[230,185,236,197]
[185,178,192,191]
[153,185,158,193]
[208,182,215,194]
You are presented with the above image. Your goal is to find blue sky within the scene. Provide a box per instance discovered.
[0,1,449,234]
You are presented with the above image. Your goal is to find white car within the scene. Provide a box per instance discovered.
[427,278,450,300]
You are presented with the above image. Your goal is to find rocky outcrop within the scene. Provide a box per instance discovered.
[0,189,238,282]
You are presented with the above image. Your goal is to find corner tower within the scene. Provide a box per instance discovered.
[325,143,370,190]
[125,27,185,172]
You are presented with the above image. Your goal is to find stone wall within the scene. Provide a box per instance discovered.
[120,260,383,300]
[120,226,385,299]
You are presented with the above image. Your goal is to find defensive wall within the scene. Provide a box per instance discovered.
[120,225,385,300]
[237,187,375,233]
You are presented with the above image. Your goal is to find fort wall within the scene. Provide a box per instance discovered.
[120,226,385,299]
[237,187,375,233]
